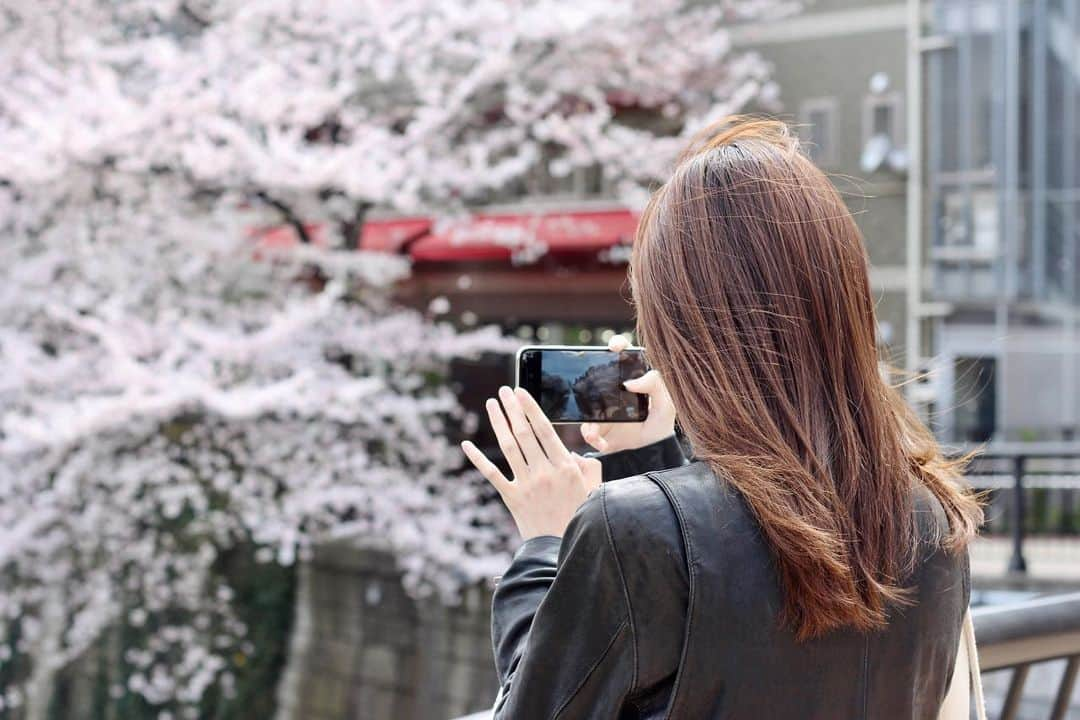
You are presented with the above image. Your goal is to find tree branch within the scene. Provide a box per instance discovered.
[254,191,313,245]
[339,201,372,251]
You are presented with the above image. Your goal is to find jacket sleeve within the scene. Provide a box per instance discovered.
[490,488,635,720]
[594,434,688,483]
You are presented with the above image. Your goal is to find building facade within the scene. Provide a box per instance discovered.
[735,0,1080,442]
[920,0,1080,441]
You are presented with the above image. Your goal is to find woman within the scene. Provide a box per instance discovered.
[460,117,983,719]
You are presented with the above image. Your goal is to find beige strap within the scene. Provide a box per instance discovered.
[965,611,988,720]
[938,611,987,720]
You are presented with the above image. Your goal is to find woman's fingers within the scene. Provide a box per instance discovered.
[580,422,610,452]
[607,334,630,353]
[622,368,661,394]
[515,387,573,463]
[469,389,602,541]
[461,440,511,495]
[623,369,675,416]
[625,369,676,420]
[497,386,546,466]
[486,398,530,479]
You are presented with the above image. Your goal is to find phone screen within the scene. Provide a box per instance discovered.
[517,347,649,423]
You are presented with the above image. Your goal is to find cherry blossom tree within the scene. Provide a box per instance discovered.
[0,0,790,716]
[0,182,517,717]
[0,0,789,247]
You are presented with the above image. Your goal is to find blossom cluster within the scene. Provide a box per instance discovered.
[0,178,514,714]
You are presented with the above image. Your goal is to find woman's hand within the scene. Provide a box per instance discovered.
[580,334,677,454]
[462,385,601,540]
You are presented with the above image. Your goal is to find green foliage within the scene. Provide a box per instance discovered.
[45,548,296,720]
[199,548,296,720]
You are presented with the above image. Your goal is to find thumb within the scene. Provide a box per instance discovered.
[622,369,661,395]
[580,423,610,452]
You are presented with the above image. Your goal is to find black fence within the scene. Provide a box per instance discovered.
[963,443,1080,575]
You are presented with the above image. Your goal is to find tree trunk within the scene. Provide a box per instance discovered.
[24,588,64,720]
[272,562,313,720]
[339,203,372,251]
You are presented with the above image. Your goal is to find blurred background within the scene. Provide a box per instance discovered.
[1,0,1079,719]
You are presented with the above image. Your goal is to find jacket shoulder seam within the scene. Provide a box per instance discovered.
[643,471,698,720]
[642,460,706,481]
[550,617,631,720]
[860,633,870,718]
[600,484,640,695]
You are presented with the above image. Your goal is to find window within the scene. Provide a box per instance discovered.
[798,98,837,166]
[871,103,893,138]
[941,190,999,254]
[953,356,997,443]
[862,92,904,148]
[861,92,906,173]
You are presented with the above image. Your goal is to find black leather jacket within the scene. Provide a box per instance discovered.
[490,436,969,719]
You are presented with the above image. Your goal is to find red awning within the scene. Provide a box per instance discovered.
[253,218,431,252]
[255,208,638,262]
[404,208,638,261]
[360,217,432,253]
[256,223,329,248]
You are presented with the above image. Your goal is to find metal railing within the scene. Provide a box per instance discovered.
[452,595,1080,720]
[962,443,1080,574]
[973,592,1080,720]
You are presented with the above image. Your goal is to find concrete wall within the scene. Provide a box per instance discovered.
[274,547,497,720]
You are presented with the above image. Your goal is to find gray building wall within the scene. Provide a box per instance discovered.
[737,0,1080,440]
[732,0,914,365]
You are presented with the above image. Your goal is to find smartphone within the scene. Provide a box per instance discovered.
[515,345,650,424]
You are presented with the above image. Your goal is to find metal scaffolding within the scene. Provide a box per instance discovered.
[912,0,1080,441]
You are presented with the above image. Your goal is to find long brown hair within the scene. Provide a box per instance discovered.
[631,117,982,640]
